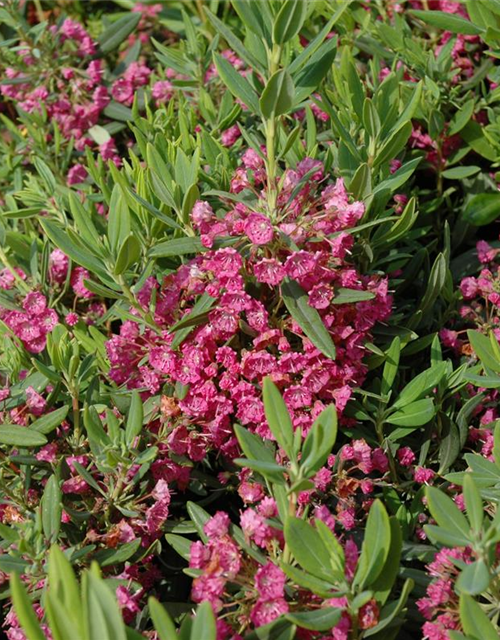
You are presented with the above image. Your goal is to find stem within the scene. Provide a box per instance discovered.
[0,246,30,293]
[265,118,278,217]
[72,392,80,442]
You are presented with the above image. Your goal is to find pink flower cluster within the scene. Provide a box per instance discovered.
[0,292,57,353]
[417,547,472,639]
[106,157,391,469]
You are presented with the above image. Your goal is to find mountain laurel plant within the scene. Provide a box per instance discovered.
[2,0,500,638]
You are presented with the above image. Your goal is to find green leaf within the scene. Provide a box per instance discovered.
[273,0,308,44]
[283,517,333,581]
[204,8,265,74]
[103,101,134,122]
[281,278,336,359]
[364,578,414,637]
[93,539,141,567]
[386,399,435,427]
[47,546,82,636]
[191,601,216,640]
[34,157,56,192]
[460,594,498,640]
[170,293,216,349]
[108,185,131,253]
[448,99,475,136]
[262,377,294,458]
[353,500,391,590]
[10,573,46,640]
[370,517,403,606]
[0,425,47,447]
[31,406,69,434]
[234,424,277,465]
[165,534,192,561]
[186,501,211,543]
[40,219,106,275]
[260,70,295,119]
[441,166,480,180]
[332,288,375,304]
[468,330,500,372]
[99,13,141,54]
[460,121,497,160]
[426,486,471,538]
[213,53,260,114]
[373,121,412,169]
[125,390,143,446]
[114,234,141,275]
[457,560,491,596]
[86,570,127,640]
[393,362,447,409]
[462,193,500,226]
[280,562,336,598]
[148,597,177,640]
[381,336,401,396]
[231,0,269,40]
[300,405,337,477]
[42,476,62,542]
[294,37,336,103]
[463,474,483,532]
[410,9,484,34]
[149,237,203,258]
[285,608,341,631]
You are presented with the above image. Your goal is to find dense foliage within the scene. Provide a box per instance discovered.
[2,0,500,638]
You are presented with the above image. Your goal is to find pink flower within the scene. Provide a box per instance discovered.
[65,312,79,326]
[221,124,241,147]
[25,386,46,416]
[250,598,288,626]
[255,563,286,601]
[70,267,94,299]
[244,213,274,245]
[397,447,416,466]
[204,511,230,539]
[67,164,88,185]
[253,258,286,286]
[414,466,435,484]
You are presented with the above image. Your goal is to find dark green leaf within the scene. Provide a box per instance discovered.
[260,70,295,119]
[99,13,141,54]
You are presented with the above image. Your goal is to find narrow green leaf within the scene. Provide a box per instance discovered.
[148,597,177,640]
[125,391,144,445]
[410,9,484,34]
[332,288,375,304]
[42,476,62,542]
[213,53,260,114]
[386,399,435,427]
[426,486,470,538]
[457,560,490,596]
[99,13,141,54]
[300,405,337,477]
[463,474,483,532]
[0,425,47,447]
[10,573,46,640]
[460,594,498,640]
[191,601,216,640]
[273,0,308,44]
[281,278,336,359]
[353,500,391,590]
[285,608,341,631]
[263,377,294,457]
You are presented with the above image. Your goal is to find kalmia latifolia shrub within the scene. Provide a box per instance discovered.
[4,1,500,639]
